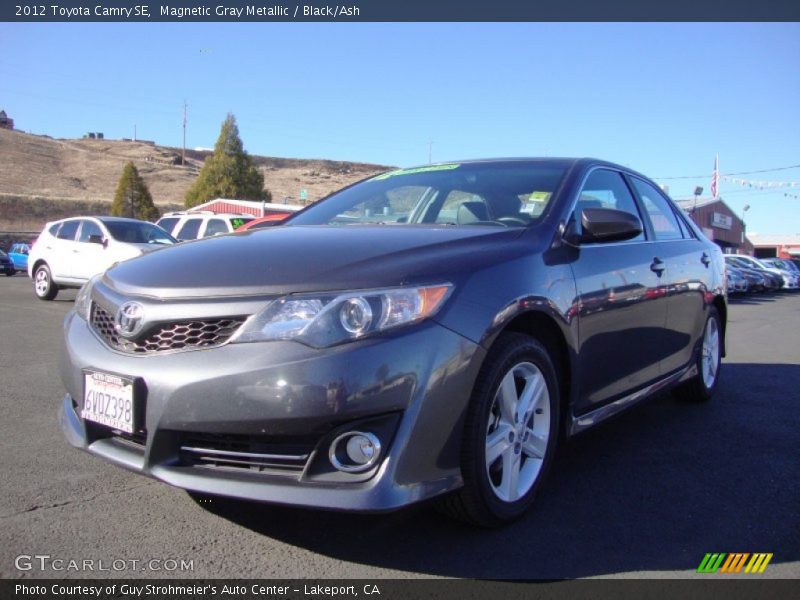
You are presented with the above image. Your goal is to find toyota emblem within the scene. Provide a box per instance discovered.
[115,302,145,338]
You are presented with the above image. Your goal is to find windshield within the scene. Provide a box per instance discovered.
[103,221,177,245]
[288,162,567,228]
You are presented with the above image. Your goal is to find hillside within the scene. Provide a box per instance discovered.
[0,128,391,231]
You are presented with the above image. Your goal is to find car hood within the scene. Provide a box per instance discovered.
[104,225,526,298]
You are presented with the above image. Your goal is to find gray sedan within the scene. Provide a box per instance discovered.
[59,158,726,526]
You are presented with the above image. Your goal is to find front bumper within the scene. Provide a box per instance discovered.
[59,311,485,511]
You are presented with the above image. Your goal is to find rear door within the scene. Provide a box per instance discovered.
[628,176,709,376]
[570,168,669,413]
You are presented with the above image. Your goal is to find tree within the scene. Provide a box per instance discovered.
[111,162,160,221]
[184,113,269,207]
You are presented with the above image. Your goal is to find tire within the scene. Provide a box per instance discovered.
[674,307,722,403]
[437,332,560,527]
[5,269,15,277]
[33,263,59,301]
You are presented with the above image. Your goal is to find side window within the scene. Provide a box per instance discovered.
[176,219,202,240]
[674,211,694,239]
[631,178,684,241]
[577,169,645,242]
[156,217,179,235]
[78,220,103,243]
[49,223,62,237]
[56,220,80,241]
[229,217,250,230]
[203,219,228,237]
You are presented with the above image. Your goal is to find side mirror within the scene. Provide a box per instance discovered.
[88,234,107,247]
[571,208,643,244]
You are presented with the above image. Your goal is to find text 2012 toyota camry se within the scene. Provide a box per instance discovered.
[59,158,726,527]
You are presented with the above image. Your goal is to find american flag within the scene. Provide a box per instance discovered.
[710,155,719,198]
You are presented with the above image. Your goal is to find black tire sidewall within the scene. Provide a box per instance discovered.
[464,334,560,523]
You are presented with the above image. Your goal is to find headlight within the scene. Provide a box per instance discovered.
[74,275,100,321]
[232,284,452,347]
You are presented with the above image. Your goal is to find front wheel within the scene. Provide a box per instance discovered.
[437,332,560,527]
[675,307,722,402]
[5,269,15,277]
[33,264,59,301]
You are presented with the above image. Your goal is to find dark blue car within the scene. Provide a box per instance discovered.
[0,249,16,276]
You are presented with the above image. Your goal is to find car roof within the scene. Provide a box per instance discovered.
[54,216,151,224]
[398,157,654,182]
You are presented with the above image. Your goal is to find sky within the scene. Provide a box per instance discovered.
[1,22,798,234]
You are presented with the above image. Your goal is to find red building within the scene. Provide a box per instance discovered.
[675,197,753,254]
[187,198,302,217]
[749,234,800,259]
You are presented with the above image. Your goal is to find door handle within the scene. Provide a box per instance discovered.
[650,258,665,275]
[701,252,711,267]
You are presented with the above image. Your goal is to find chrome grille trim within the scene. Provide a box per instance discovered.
[177,433,315,475]
[90,303,245,354]
[180,446,309,462]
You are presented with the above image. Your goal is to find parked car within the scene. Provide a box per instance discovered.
[156,211,255,241]
[0,249,15,276]
[725,267,748,294]
[724,255,797,291]
[727,265,766,293]
[8,242,30,272]
[29,216,176,300]
[59,158,727,527]
[762,257,800,275]
[235,212,296,231]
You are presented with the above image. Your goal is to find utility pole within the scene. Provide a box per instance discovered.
[134,124,137,142]
[182,101,187,166]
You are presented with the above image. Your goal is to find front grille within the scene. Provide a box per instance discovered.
[178,432,315,476]
[91,304,245,354]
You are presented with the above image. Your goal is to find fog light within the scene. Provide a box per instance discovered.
[329,431,381,473]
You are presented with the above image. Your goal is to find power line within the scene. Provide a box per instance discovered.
[655,164,800,180]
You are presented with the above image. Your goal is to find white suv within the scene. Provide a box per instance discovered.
[28,216,176,300]
[155,212,254,241]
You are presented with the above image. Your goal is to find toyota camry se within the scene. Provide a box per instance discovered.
[59,158,726,526]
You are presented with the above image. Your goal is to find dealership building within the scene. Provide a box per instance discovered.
[748,234,800,259]
[675,196,753,254]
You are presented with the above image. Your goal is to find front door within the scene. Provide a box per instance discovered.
[570,169,670,414]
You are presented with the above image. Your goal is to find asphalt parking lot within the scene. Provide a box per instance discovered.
[0,273,798,579]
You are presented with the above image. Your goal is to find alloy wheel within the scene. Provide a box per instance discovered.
[485,361,550,502]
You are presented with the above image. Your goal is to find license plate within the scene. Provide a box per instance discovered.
[82,371,137,434]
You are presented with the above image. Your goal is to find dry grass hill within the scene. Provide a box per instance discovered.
[0,127,391,232]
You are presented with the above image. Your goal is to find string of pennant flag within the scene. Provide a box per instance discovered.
[722,175,800,190]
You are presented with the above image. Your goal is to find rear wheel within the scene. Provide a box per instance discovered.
[675,307,722,402]
[5,268,15,277]
[437,332,560,527]
[33,263,59,301]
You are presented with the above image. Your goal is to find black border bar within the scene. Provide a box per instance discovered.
[4,579,799,600]
[3,1,800,22]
